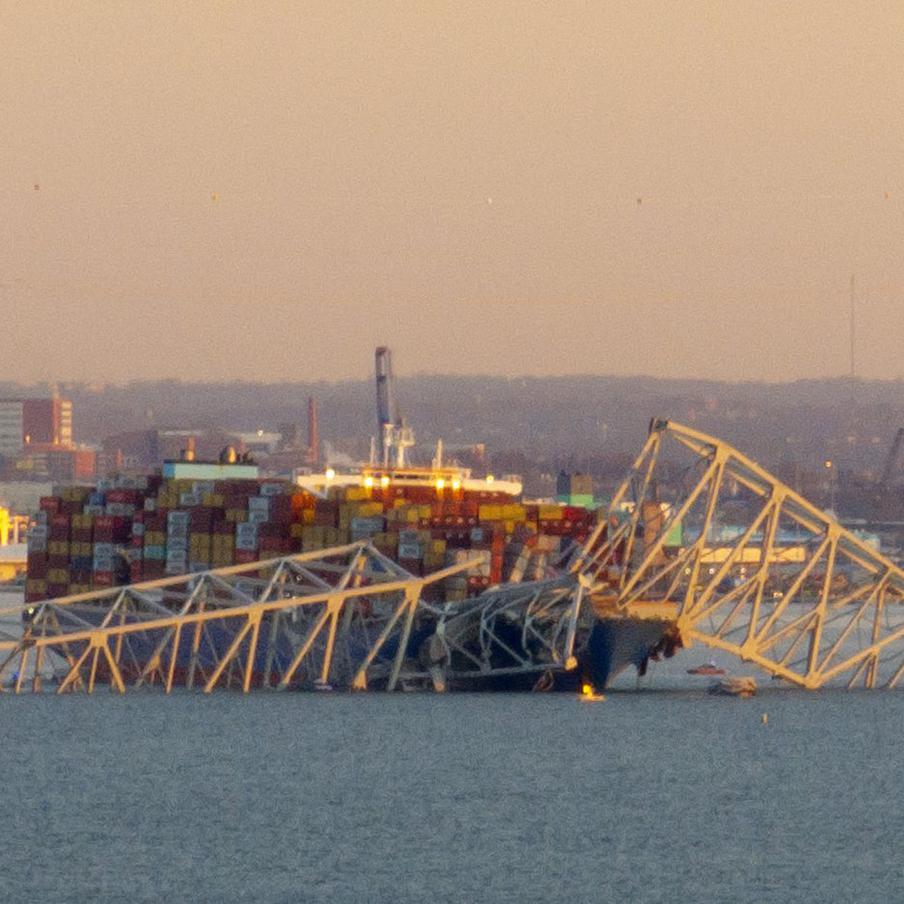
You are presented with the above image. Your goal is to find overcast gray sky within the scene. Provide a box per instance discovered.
[2,1,903,384]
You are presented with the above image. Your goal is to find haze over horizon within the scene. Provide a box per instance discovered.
[4,2,903,384]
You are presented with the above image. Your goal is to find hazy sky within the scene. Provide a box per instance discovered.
[3,1,903,384]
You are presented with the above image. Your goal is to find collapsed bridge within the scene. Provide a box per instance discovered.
[5,419,904,693]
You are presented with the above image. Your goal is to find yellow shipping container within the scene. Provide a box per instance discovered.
[48,540,69,557]
[539,505,564,520]
[202,493,226,507]
[502,504,526,521]
[479,504,502,522]
[145,531,166,547]
[344,486,370,501]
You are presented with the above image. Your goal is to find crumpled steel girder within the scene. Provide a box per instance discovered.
[577,419,904,689]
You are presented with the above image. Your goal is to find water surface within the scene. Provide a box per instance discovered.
[4,689,902,903]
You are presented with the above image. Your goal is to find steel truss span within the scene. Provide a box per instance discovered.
[578,419,904,689]
[0,542,588,695]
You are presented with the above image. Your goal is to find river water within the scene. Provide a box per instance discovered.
[3,686,903,903]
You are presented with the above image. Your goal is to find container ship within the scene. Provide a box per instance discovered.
[21,349,669,691]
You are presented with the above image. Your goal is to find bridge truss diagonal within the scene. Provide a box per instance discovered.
[0,540,590,695]
[578,419,904,689]
[0,542,471,695]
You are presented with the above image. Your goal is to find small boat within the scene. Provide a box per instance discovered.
[687,661,725,676]
[313,679,334,692]
[708,676,757,698]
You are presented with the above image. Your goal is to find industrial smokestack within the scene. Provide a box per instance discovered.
[306,397,319,466]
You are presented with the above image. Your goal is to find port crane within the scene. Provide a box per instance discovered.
[374,346,414,468]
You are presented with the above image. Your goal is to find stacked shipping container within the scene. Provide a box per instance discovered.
[25,471,598,604]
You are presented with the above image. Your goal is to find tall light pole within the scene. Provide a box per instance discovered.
[824,459,836,513]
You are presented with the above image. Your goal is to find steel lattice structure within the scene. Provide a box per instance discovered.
[577,419,904,689]
[0,541,591,694]
[7,418,902,694]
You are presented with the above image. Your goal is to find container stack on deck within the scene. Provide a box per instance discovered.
[25,471,598,604]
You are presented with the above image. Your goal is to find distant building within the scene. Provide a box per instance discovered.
[23,397,72,446]
[0,400,24,456]
[12,444,95,482]
[0,396,74,455]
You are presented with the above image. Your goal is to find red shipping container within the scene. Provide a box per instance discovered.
[143,561,166,580]
[235,549,258,564]
[260,537,292,553]
[398,558,423,576]
[27,554,48,578]
[190,508,215,530]
[107,489,143,505]
[268,497,293,522]
[93,515,130,543]
[144,515,166,532]
[49,514,71,540]
[40,496,61,514]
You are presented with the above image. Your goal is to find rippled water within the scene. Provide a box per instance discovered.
[4,688,904,903]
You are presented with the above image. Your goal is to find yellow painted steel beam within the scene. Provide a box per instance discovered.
[583,420,904,691]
